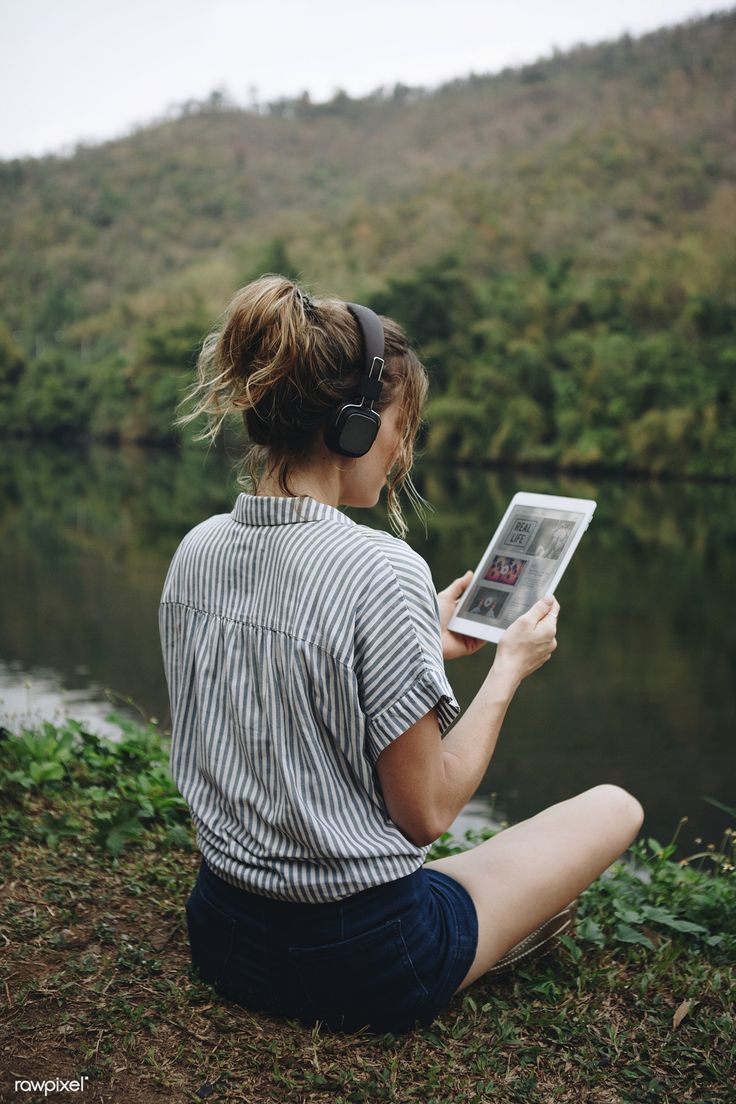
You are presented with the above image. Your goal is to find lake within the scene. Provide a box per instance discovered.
[1,438,734,850]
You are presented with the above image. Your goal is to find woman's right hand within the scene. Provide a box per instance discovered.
[492,595,560,686]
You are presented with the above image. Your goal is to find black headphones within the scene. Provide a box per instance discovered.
[323,302,385,458]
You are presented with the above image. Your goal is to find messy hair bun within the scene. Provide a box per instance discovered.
[175,274,432,539]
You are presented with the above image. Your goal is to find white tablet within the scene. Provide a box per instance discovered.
[448,492,597,643]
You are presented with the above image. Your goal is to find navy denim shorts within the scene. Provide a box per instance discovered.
[185,858,479,1035]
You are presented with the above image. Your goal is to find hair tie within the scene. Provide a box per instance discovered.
[296,287,318,318]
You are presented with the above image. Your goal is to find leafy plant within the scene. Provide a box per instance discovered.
[0,715,190,857]
[575,817,735,957]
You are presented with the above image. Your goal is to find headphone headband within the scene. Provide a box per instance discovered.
[346,303,385,380]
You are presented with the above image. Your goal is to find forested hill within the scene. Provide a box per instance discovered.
[1,9,735,477]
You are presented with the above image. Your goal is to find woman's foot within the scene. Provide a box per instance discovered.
[486,899,578,976]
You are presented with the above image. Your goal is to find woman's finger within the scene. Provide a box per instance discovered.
[441,570,473,597]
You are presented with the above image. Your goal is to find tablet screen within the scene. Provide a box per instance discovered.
[454,504,589,631]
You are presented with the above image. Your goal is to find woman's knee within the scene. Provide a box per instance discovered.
[586,783,645,837]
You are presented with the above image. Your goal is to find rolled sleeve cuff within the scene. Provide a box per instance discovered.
[365,666,461,767]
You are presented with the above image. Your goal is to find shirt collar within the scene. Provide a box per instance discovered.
[231,493,357,528]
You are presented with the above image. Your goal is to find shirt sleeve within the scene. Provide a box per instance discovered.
[353,534,462,767]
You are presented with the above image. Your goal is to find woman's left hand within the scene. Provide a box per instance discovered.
[437,570,489,661]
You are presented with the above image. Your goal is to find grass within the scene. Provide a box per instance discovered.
[0,716,734,1104]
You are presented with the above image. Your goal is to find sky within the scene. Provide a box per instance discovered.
[0,0,730,160]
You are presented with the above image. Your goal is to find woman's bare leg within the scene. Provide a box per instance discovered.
[424,784,644,995]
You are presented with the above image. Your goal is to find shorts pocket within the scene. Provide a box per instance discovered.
[185,884,237,991]
[287,916,429,1033]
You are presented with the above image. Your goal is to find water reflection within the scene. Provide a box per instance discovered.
[0,439,733,848]
[0,658,142,742]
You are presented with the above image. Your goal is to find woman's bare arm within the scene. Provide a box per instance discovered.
[375,596,559,844]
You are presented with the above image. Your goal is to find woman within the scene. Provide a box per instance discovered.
[159,275,644,1036]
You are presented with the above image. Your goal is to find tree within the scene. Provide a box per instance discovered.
[14,351,91,438]
[0,323,26,434]
[122,307,210,443]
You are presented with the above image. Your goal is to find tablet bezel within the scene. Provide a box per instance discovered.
[447,492,597,644]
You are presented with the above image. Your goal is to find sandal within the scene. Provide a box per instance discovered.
[486,899,578,977]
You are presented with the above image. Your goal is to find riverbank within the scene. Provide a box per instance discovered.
[1,716,733,1104]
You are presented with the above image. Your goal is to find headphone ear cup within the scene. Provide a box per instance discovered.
[323,405,345,454]
[324,404,380,457]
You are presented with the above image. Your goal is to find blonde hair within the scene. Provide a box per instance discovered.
[175,274,433,539]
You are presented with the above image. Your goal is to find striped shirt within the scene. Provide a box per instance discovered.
[158,492,461,903]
